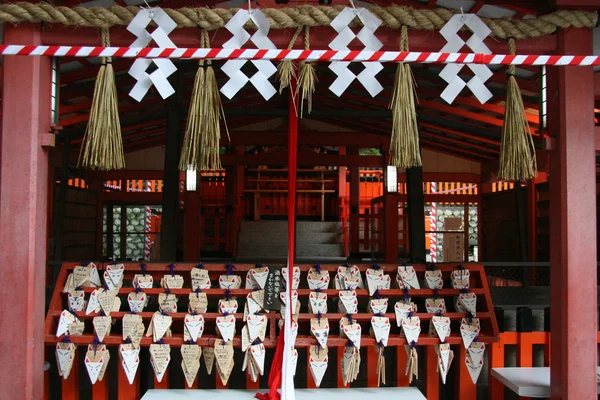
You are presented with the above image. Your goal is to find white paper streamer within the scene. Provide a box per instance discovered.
[221,9,277,100]
[328,6,383,97]
[439,14,493,104]
[127,8,178,101]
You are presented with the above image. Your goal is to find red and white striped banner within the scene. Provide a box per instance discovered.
[2,44,600,66]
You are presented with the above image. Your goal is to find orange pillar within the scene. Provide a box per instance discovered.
[548,27,597,400]
[0,24,52,400]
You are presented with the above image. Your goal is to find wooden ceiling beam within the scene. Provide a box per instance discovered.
[419,129,499,154]
[419,138,489,161]
[58,99,165,126]
[418,87,539,125]
[419,122,500,146]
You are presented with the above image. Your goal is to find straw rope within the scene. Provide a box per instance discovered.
[0,3,596,39]
[78,28,124,170]
[297,26,317,117]
[179,30,223,171]
[389,25,421,169]
[498,38,537,181]
[277,26,302,93]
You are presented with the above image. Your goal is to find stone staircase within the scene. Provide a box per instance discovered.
[237,220,345,262]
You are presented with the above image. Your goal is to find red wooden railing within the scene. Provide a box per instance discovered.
[45,263,497,400]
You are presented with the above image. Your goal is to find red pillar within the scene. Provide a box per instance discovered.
[0,24,52,400]
[549,27,597,400]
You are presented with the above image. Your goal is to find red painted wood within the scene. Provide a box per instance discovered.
[336,349,348,388]
[246,374,260,390]
[216,375,228,389]
[183,192,201,261]
[488,340,505,400]
[366,346,379,388]
[154,370,169,389]
[425,346,439,400]
[349,149,360,254]
[383,194,399,263]
[0,24,52,400]
[117,362,140,400]
[395,346,409,387]
[92,377,109,400]
[456,345,476,400]
[61,351,79,400]
[306,353,317,389]
[549,28,597,400]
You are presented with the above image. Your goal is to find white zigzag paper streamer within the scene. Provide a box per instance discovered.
[328,7,383,97]
[439,14,493,104]
[221,9,277,101]
[127,8,178,102]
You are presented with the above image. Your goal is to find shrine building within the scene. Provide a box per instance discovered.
[0,0,598,399]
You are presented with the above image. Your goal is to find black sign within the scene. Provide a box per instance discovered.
[263,266,283,310]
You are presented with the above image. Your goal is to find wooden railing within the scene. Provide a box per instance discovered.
[486,306,600,400]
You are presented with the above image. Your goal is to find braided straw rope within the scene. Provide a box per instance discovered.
[0,3,596,39]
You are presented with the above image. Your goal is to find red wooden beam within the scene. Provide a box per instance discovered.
[419,122,501,146]
[223,131,391,147]
[220,152,384,167]
[59,99,165,126]
[419,138,490,161]
[41,25,558,54]
[0,24,51,400]
[419,87,539,125]
[420,129,499,154]
[419,99,505,128]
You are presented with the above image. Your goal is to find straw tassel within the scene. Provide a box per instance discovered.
[78,28,124,170]
[179,30,224,171]
[277,27,302,93]
[498,38,537,181]
[297,26,317,117]
[389,25,421,169]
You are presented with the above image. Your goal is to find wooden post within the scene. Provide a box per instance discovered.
[548,27,597,400]
[183,191,201,261]
[225,154,235,254]
[234,146,245,257]
[383,193,399,262]
[425,346,439,400]
[0,24,52,400]
[406,167,426,262]
[488,340,505,400]
[160,71,182,261]
[349,148,360,254]
[456,345,477,400]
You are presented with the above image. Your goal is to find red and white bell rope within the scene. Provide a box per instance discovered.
[429,182,437,263]
[2,45,600,66]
